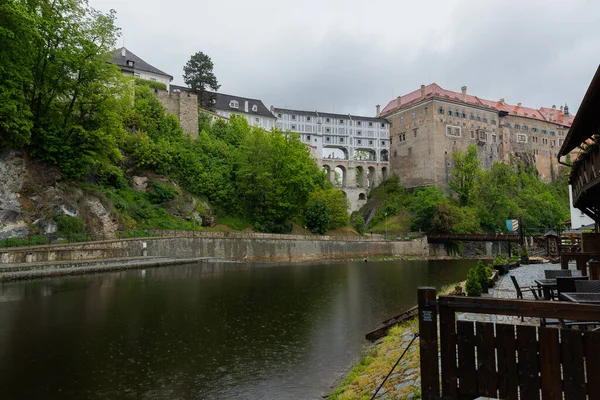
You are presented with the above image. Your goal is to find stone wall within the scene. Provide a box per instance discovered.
[0,236,429,264]
[154,89,199,139]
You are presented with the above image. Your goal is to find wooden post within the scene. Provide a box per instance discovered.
[439,298,457,397]
[418,287,440,399]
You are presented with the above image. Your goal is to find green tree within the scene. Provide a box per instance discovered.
[183,51,220,109]
[305,197,331,234]
[353,215,366,234]
[449,145,480,206]
[407,186,448,232]
[309,189,349,229]
[0,0,37,148]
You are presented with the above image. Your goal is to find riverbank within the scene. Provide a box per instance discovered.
[0,256,224,282]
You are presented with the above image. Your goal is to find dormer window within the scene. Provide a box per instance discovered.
[229,100,239,109]
[252,105,258,112]
[126,60,134,67]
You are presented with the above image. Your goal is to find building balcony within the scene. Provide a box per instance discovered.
[571,140,600,221]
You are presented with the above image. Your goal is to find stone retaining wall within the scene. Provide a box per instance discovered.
[0,236,428,264]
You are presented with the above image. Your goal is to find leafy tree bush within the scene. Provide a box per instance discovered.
[309,189,349,229]
[134,77,167,91]
[466,268,482,296]
[57,215,86,236]
[147,182,178,204]
[353,215,366,234]
[305,197,331,234]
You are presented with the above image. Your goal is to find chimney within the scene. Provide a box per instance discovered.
[552,104,556,110]
[461,86,467,102]
[420,84,425,99]
[560,105,564,113]
[564,103,569,117]
[121,47,126,57]
[376,105,381,117]
[396,96,402,108]
[517,102,522,107]
[499,98,505,104]
[244,100,249,113]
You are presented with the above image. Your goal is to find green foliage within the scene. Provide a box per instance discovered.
[449,145,480,206]
[305,197,331,234]
[183,51,220,108]
[493,254,506,266]
[57,215,86,236]
[134,77,167,91]
[353,215,366,234]
[309,189,349,229]
[520,246,529,258]
[431,203,481,234]
[147,182,178,204]
[407,186,447,232]
[466,268,482,296]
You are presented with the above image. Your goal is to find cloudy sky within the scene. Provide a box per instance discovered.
[94,0,599,116]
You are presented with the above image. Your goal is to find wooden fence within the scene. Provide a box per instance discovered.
[417,287,600,400]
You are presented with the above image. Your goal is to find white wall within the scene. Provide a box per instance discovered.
[216,110,276,131]
[569,184,595,229]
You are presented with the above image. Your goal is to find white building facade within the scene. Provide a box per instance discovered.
[214,93,276,131]
[112,47,172,90]
[271,108,390,162]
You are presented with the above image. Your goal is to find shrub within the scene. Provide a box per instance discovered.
[466,268,482,296]
[520,246,529,258]
[147,182,178,204]
[57,215,85,235]
[475,261,489,286]
[305,197,331,234]
[353,215,366,234]
[492,254,506,266]
[134,77,167,91]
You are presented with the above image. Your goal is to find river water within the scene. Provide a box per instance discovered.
[0,259,476,399]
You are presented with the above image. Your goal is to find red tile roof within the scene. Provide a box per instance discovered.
[380,83,574,127]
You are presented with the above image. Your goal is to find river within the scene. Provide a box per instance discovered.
[0,259,476,399]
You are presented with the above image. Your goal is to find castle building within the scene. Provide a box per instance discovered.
[112,47,173,90]
[380,83,574,189]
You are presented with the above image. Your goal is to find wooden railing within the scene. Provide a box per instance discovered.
[417,287,600,400]
[571,142,600,209]
[426,233,520,243]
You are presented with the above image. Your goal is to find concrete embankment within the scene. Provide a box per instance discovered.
[0,234,429,265]
[0,256,218,282]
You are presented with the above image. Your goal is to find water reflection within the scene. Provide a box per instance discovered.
[0,259,475,399]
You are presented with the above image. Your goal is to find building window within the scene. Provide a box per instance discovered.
[369,140,373,146]
[381,123,385,128]
[559,139,564,146]
[339,128,345,134]
[394,150,398,157]
[357,139,362,145]
[277,113,282,118]
[543,138,548,145]
[357,121,362,126]
[515,123,521,129]
[482,117,488,123]
[522,125,528,131]
[476,115,481,121]
[505,122,511,127]
[550,131,556,136]
[326,118,330,123]
[369,122,373,127]
[454,110,460,117]
[470,130,475,139]
[470,113,475,120]
[325,136,330,142]
[307,135,311,141]
[325,127,331,133]
[413,128,418,137]
[291,125,297,130]
[551,140,556,147]
[518,134,527,143]
[532,136,538,143]
[126,60,134,67]
[357,130,362,136]
[492,134,497,143]
[479,131,487,141]
[255,117,259,123]
[446,125,461,137]
[534,149,539,155]
[542,129,547,134]
[252,105,258,112]
[340,137,344,143]
[276,122,283,129]
[411,113,415,120]
[402,133,406,141]
[339,119,344,124]
[532,126,538,132]
[400,117,404,123]
[491,119,496,125]
[381,140,385,146]
[229,100,239,109]
[291,115,297,120]
[408,147,412,154]
[438,107,444,114]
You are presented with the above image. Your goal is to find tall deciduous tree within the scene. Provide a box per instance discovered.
[449,144,480,206]
[183,51,220,109]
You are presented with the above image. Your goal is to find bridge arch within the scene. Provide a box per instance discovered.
[322,146,349,160]
[335,165,347,188]
[367,166,377,188]
[380,149,389,162]
[358,192,366,200]
[356,166,367,187]
[381,166,388,181]
[354,148,377,161]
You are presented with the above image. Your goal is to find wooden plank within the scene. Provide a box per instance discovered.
[439,306,457,398]
[475,322,497,398]
[496,324,518,400]
[538,327,562,400]
[438,295,600,322]
[584,330,600,399]
[457,320,477,398]
[516,325,540,400]
[561,329,586,400]
[418,287,440,399]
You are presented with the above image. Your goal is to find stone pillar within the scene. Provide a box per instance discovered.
[358,167,367,188]
[346,165,357,188]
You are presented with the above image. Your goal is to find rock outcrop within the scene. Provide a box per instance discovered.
[84,197,118,239]
[0,152,29,239]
